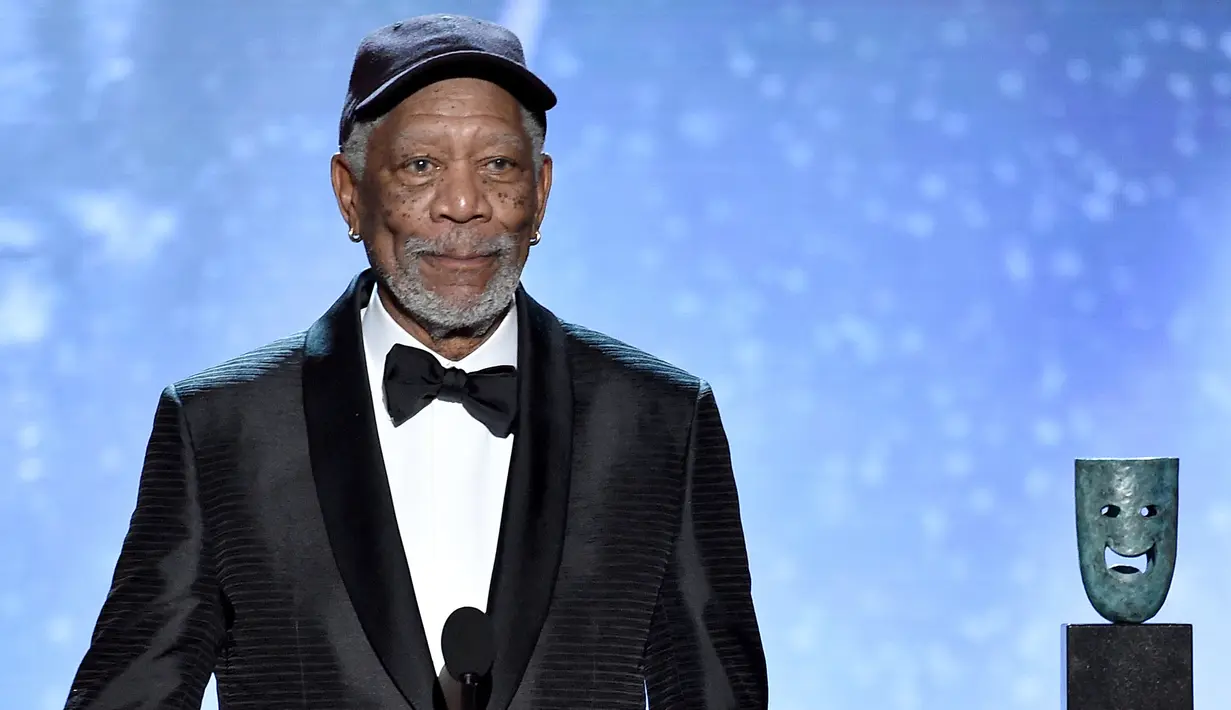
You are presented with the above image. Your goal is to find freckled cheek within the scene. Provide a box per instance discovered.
[487,183,536,228]
[376,188,432,233]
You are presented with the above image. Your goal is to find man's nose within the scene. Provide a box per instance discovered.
[431,165,492,223]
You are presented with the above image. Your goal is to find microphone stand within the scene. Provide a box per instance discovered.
[459,672,481,710]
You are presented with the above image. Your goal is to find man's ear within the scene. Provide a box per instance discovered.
[533,152,553,231]
[330,152,361,232]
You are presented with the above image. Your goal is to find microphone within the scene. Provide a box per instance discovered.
[442,606,495,710]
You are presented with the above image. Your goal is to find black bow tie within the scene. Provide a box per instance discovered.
[382,344,518,438]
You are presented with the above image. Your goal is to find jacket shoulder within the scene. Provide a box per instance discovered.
[560,321,704,399]
[170,332,307,401]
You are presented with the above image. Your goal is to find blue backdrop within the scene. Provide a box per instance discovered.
[4,0,1231,708]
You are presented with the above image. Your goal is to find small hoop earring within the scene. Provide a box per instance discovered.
[529,230,541,246]
[348,228,362,243]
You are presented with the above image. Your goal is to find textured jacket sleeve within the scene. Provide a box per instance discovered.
[64,385,224,710]
[642,383,769,709]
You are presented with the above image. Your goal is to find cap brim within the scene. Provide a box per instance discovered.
[352,50,557,124]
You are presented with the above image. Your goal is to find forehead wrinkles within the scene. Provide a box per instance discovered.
[401,78,520,112]
[389,120,527,151]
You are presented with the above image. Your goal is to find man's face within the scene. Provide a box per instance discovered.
[332,77,551,338]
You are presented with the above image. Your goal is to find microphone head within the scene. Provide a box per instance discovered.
[441,606,496,680]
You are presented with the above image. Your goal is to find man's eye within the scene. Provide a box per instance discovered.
[406,158,433,173]
[487,158,513,171]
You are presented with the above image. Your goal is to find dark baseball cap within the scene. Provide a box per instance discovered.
[338,14,557,146]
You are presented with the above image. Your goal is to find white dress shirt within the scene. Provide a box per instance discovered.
[360,286,516,675]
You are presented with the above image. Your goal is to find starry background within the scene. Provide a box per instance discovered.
[3,0,1231,708]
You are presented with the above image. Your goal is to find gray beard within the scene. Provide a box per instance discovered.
[369,230,523,341]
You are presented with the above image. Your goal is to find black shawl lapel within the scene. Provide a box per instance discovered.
[302,270,438,710]
[484,286,574,710]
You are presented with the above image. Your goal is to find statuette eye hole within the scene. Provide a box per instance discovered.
[1100,504,1120,517]
[1140,505,1158,517]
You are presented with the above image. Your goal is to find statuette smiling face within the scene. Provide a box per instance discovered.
[1075,458,1178,624]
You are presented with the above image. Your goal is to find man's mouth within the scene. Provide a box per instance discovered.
[421,253,498,269]
[1104,544,1155,575]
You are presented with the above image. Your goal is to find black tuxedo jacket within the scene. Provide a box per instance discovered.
[64,271,768,709]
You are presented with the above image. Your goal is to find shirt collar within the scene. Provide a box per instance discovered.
[361,285,518,373]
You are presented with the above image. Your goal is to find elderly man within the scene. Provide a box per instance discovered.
[64,14,767,710]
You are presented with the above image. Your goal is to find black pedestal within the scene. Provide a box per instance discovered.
[1064,623,1192,710]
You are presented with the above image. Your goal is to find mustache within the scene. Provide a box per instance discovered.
[401,230,520,258]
